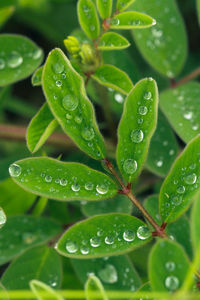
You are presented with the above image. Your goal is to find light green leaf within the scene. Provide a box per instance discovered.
[159,135,200,223]
[131,0,188,77]
[9,157,117,201]
[56,213,152,258]
[110,11,156,30]
[0,6,14,28]
[98,32,130,50]
[160,82,200,143]
[30,280,64,300]
[71,254,141,291]
[96,0,112,19]
[2,246,62,290]
[32,65,43,86]
[0,282,9,300]
[191,194,200,252]
[92,64,133,95]
[78,0,100,40]
[0,215,61,266]
[0,207,6,229]
[32,197,48,216]
[0,34,43,86]
[197,0,200,24]
[116,0,136,12]
[27,103,58,153]
[146,111,179,177]
[85,275,108,300]
[149,239,191,292]
[117,78,158,182]
[42,48,106,160]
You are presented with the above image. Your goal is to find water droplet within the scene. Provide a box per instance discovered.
[114,93,124,103]
[165,276,179,291]
[105,236,114,245]
[90,236,100,247]
[183,112,193,120]
[156,160,163,167]
[0,208,6,228]
[53,63,64,74]
[137,226,151,240]
[66,241,78,253]
[123,230,135,242]
[90,25,95,31]
[74,116,82,124]
[56,80,62,87]
[165,261,176,272]
[96,184,108,194]
[184,173,197,185]
[66,113,72,119]
[131,129,144,143]
[123,159,137,174]
[45,175,52,183]
[71,183,80,192]
[112,18,120,26]
[81,127,95,141]
[98,264,118,284]
[138,118,143,124]
[60,178,67,186]
[171,195,182,206]
[138,106,148,115]
[80,246,89,255]
[169,149,175,156]
[177,185,185,194]
[0,58,5,70]
[85,182,94,190]
[32,48,42,60]
[144,91,152,100]
[8,51,23,68]
[62,95,78,111]
[9,163,21,177]
[97,230,103,237]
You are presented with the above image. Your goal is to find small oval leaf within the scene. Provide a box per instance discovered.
[42,48,106,160]
[27,103,58,153]
[56,213,152,258]
[117,78,158,182]
[96,0,112,19]
[92,64,133,95]
[31,65,43,86]
[0,34,43,86]
[98,32,130,51]
[116,0,136,12]
[78,0,100,40]
[110,12,156,30]
[30,280,64,300]
[159,135,200,223]
[9,157,117,201]
[85,275,108,300]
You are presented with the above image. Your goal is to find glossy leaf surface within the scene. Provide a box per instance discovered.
[56,213,152,258]
[27,103,58,153]
[117,78,158,182]
[159,135,200,223]
[42,48,106,160]
[2,246,62,290]
[96,0,112,19]
[78,0,100,39]
[116,0,136,12]
[85,275,108,300]
[92,64,133,95]
[131,0,187,77]
[30,280,64,300]
[98,32,130,51]
[0,215,61,265]
[0,6,14,28]
[9,157,117,201]
[0,34,43,86]
[149,239,191,292]
[160,82,200,143]
[191,194,200,252]
[31,66,43,86]
[110,12,156,30]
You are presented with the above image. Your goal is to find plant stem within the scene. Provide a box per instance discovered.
[170,67,200,88]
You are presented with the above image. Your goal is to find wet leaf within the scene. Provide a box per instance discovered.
[27,103,58,153]
[31,65,43,86]
[30,280,64,300]
[191,194,200,252]
[56,213,152,258]
[85,275,108,300]
[0,34,43,86]
[96,0,112,19]
[0,6,14,28]
[98,32,130,51]
[42,48,106,160]
[9,157,117,201]
[159,135,200,223]
[0,207,6,229]
[116,0,136,12]
[117,78,158,182]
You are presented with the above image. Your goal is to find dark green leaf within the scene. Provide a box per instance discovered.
[0,207,6,229]
[96,0,112,19]
[56,213,152,258]
[160,82,200,143]
[116,0,136,12]
[27,103,58,153]
[191,194,200,252]
[159,135,200,223]
[0,6,14,28]
[30,280,64,300]
[78,0,100,40]
[0,215,61,265]
[110,12,156,30]
[31,65,43,86]
[2,246,62,290]
[0,34,43,86]
[98,32,130,51]
[85,275,108,300]
[117,78,158,182]
[9,157,117,201]
[197,0,200,24]
[42,48,106,160]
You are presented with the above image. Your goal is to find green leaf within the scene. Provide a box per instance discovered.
[117,78,158,182]
[0,207,6,229]
[85,275,108,300]
[0,282,9,300]
[56,213,152,258]
[2,246,62,290]
[32,197,48,216]
[191,194,200,252]
[9,157,117,201]
[42,48,106,160]
[197,0,200,24]
[149,239,191,292]
[0,6,14,28]
[32,65,43,86]
[30,280,64,300]
[96,0,112,19]
[0,215,61,265]
[92,65,133,95]
[131,0,188,77]
[160,82,200,144]
[146,111,179,177]
[98,32,130,51]
[27,103,58,153]
[110,12,156,30]
[78,0,100,40]
[71,254,141,291]
[159,135,200,223]
[0,34,43,86]
[116,0,136,12]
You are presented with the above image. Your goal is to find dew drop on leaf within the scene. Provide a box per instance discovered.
[74,116,82,124]
[176,185,185,194]
[0,208,6,229]
[85,182,94,190]
[112,18,120,26]
[66,241,78,253]
[138,106,148,115]
[45,175,52,183]
[56,80,62,87]
[96,184,108,194]
[184,173,197,185]
[123,230,135,242]
[9,163,21,177]
[90,236,100,247]
[98,264,118,284]
[62,95,79,111]
[144,91,152,100]
[0,58,5,70]
[8,51,23,68]
[60,178,67,186]
[131,129,144,143]
[165,275,179,291]
[80,245,89,255]
[137,226,151,240]
[53,63,65,74]
[32,48,42,60]
[81,127,95,141]
[105,236,114,245]
[123,159,137,174]
[165,261,176,272]
[71,183,80,192]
